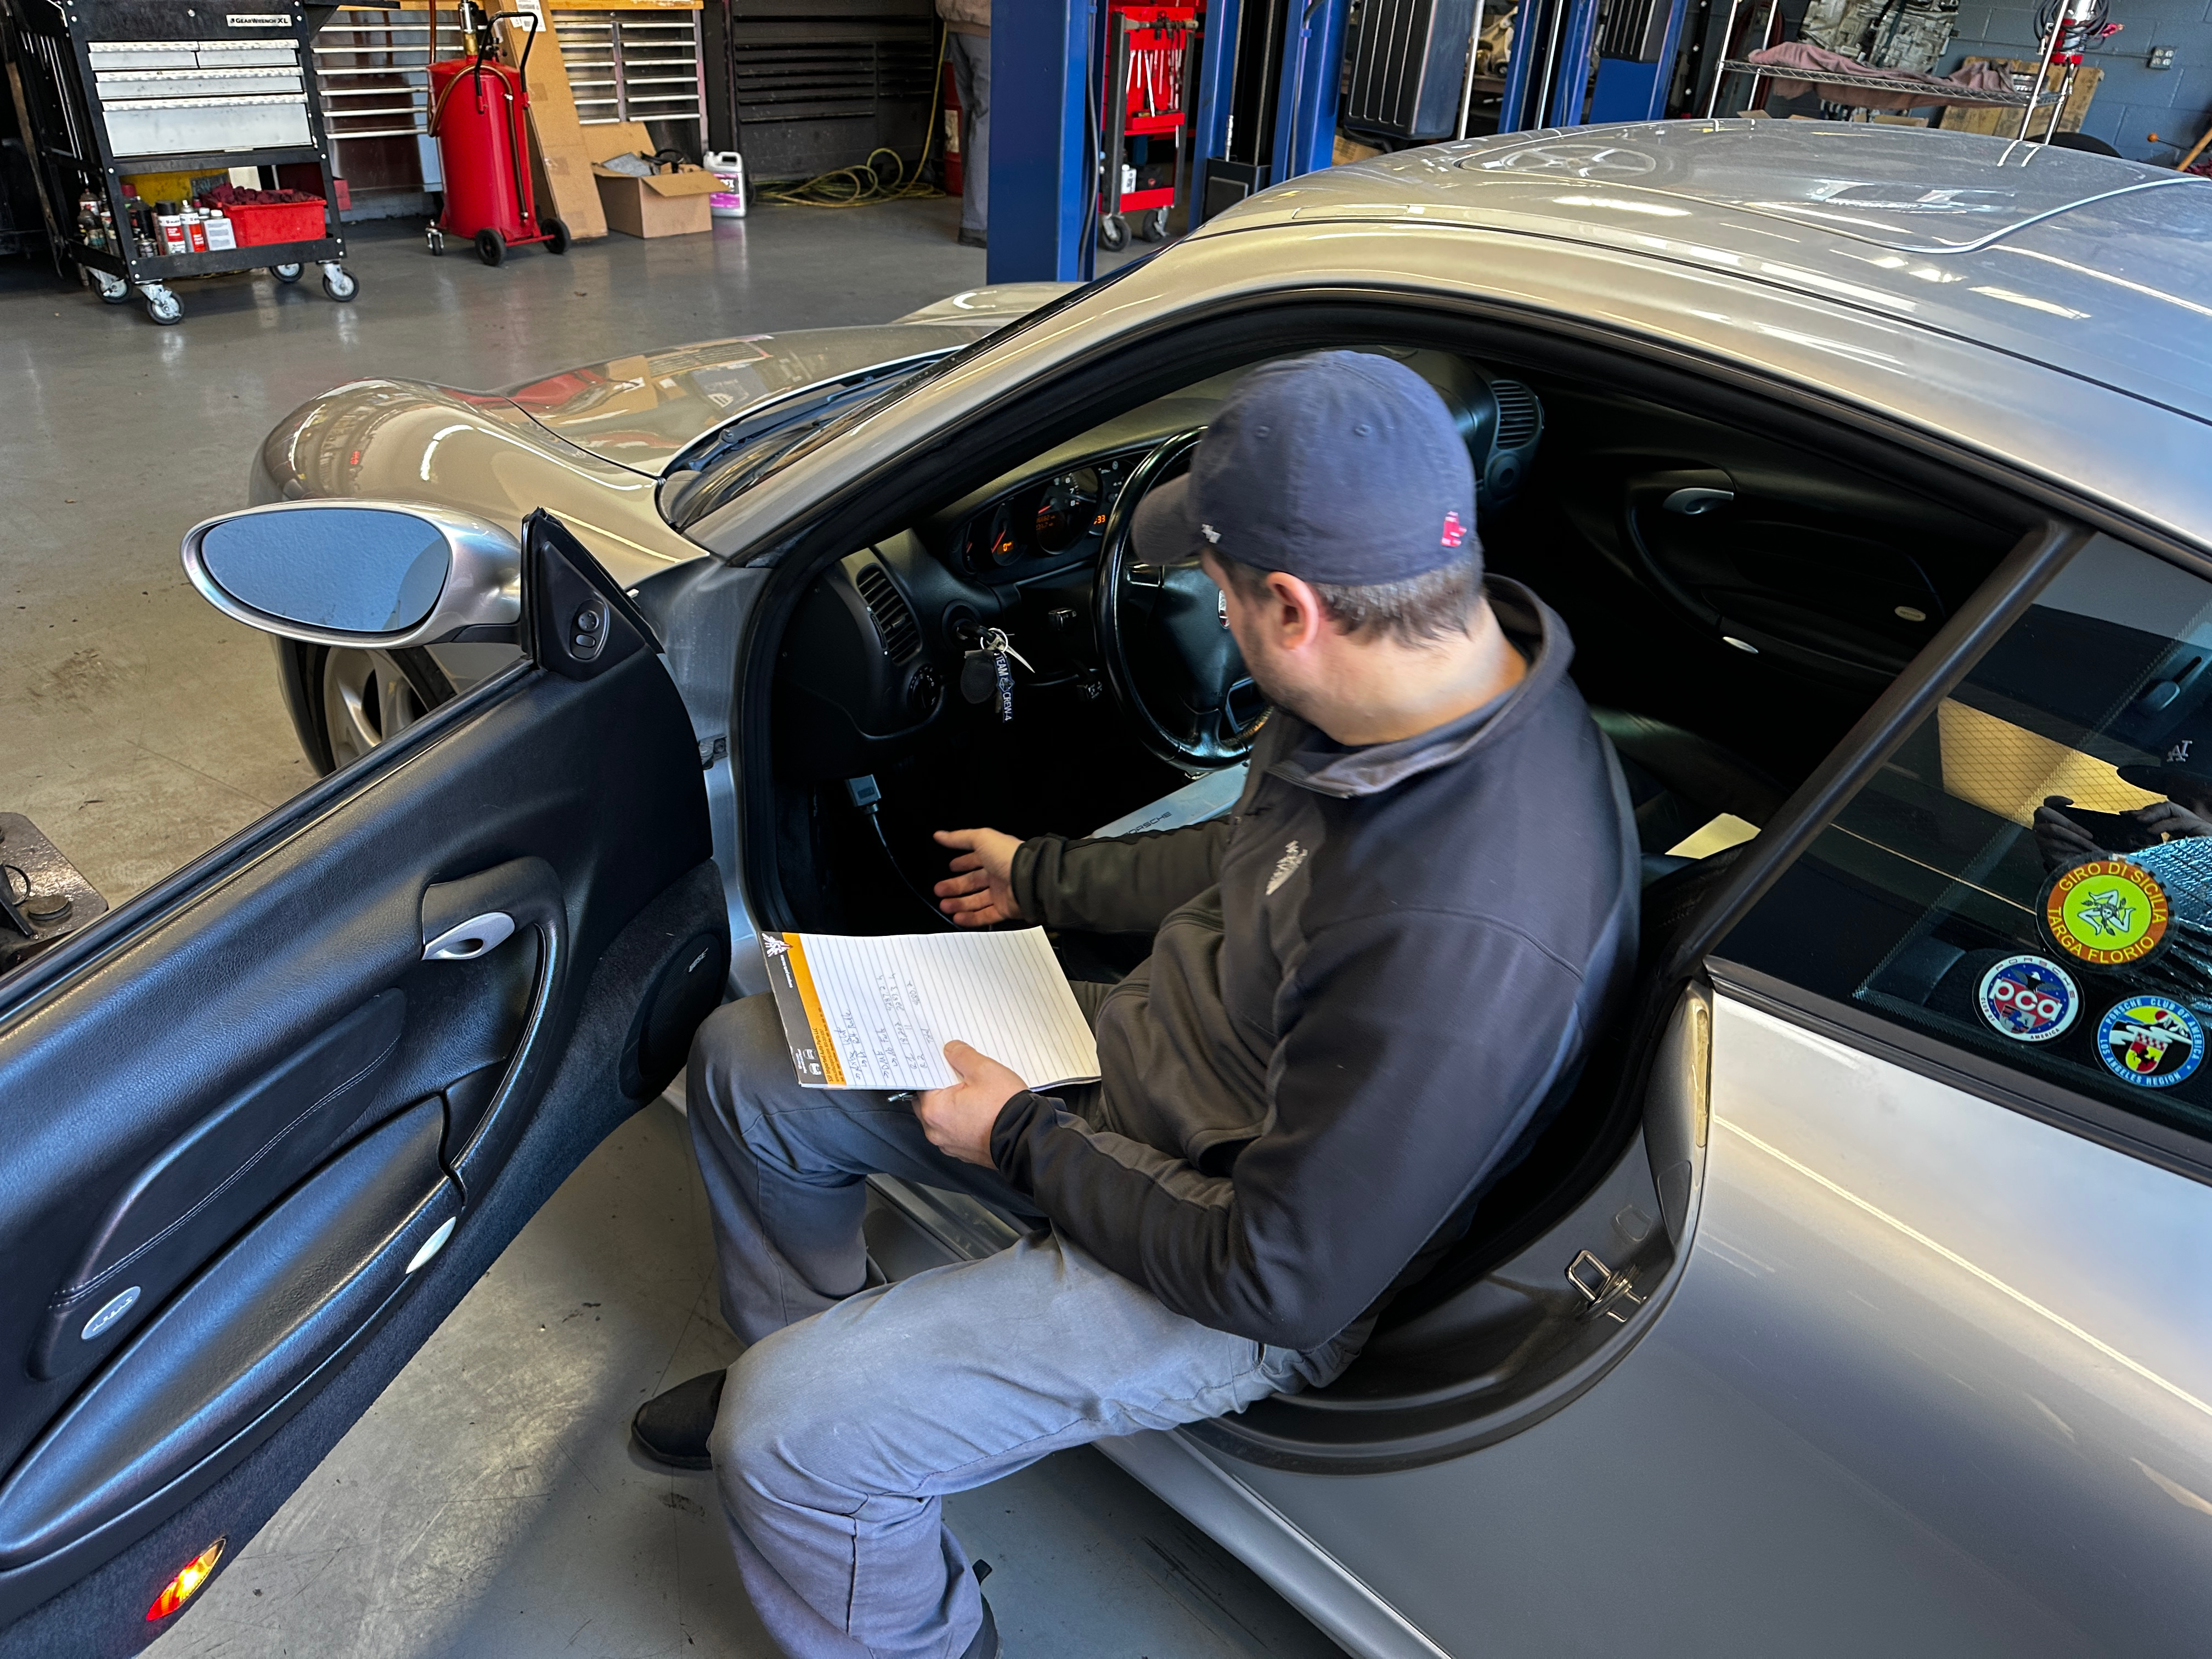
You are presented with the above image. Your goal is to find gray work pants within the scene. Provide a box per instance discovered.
[947,30,989,234]
[686,991,1311,1659]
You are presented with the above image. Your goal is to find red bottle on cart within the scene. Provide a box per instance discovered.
[427,0,568,265]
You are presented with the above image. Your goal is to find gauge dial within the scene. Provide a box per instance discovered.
[969,504,1019,568]
[1034,468,1102,554]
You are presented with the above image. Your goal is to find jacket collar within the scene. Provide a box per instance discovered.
[1262,578,1573,800]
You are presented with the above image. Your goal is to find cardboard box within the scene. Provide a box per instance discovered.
[591,160,720,238]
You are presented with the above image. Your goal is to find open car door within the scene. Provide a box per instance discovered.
[0,504,727,1656]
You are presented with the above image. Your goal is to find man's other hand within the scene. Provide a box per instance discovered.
[916,1041,1028,1166]
[933,828,1024,927]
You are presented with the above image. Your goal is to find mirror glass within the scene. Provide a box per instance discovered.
[199,509,450,634]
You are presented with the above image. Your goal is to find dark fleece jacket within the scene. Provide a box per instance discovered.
[991,579,1640,1358]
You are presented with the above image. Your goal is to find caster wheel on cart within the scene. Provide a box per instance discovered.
[427,225,446,256]
[1134,206,1171,242]
[1097,213,1128,252]
[272,262,303,284]
[544,216,571,255]
[98,280,132,304]
[476,228,506,267]
[321,264,359,302]
[144,290,182,326]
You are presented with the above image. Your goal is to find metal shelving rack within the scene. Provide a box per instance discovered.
[2,0,356,324]
[552,8,705,130]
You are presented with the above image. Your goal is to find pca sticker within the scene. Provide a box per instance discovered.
[2042,860,2170,968]
[2097,996,2205,1089]
[1977,955,2079,1042]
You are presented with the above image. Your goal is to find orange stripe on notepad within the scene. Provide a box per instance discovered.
[783,933,845,1087]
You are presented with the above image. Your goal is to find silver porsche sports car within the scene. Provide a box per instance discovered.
[6,121,2212,1657]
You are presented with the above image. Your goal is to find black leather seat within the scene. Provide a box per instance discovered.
[1590,707,1785,884]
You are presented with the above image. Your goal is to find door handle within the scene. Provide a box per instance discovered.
[422,912,516,961]
[419,856,563,960]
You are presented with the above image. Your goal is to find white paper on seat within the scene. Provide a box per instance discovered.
[761,927,1099,1092]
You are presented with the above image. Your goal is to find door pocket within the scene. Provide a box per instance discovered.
[30,991,409,1383]
[0,1099,456,1575]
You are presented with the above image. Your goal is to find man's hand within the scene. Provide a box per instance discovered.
[916,1041,1029,1166]
[2034,798,2110,872]
[933,827,1024,927]
[2129,800,2212,843]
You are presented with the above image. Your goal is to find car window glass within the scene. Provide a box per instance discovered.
[1715,534,2212,1144]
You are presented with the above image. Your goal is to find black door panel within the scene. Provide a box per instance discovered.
[30,990,408,1384]
[0,616,718,1646]
[0,1099,455,1585]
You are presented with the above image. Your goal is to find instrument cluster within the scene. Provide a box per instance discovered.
[955,453,1141,575]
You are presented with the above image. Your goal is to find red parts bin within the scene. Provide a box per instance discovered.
[224,198,328,246]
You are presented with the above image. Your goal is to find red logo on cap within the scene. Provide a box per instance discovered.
[1441,511,1466,548]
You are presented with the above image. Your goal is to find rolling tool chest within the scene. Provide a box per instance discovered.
[1096,1,1197,250]
[2,0,357,324]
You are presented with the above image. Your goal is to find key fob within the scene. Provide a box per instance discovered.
[960,650,996,704]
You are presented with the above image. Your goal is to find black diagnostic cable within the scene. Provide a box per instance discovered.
[845,776,957,930]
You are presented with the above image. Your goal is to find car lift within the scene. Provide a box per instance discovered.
[988,0,1712,283]
[989,0,1348,283]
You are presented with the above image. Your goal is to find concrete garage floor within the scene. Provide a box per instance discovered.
[0,200,1340,1656]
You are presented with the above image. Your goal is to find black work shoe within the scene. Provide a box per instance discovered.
[630,1369,726,1470]
[959,1598,999,1659]
[957,228,986,249]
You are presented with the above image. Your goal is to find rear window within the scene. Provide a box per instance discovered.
[1716,534,2212,1143]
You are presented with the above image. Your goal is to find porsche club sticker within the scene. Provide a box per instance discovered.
[1976,955,2080,1043]
[2041,860,2171,968]
[2097,996,2205,1089]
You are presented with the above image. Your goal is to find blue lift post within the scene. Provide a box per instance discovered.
[1499,0,1694,129]
[988,0,1097,283]
[1268,0,1350,183]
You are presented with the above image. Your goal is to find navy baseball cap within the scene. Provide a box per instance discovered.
[1133,351,1479,586]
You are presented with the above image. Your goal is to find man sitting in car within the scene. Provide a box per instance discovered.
[630,352,1641,1659]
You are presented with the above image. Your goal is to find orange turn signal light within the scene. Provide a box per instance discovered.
[145,1538,224,1621]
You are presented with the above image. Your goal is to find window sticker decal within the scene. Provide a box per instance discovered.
[2096,996,2204,1089]
[1977,955,2080,1042]
[2042,860,2171,968]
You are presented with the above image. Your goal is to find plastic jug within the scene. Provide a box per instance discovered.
[704,150,747,219]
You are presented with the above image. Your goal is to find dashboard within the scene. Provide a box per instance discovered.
[773,355,1546,782]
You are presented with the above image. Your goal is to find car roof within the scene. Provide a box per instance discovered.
[1205,122,2212,427]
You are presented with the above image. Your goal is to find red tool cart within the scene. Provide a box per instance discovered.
[1097,2,1200,251]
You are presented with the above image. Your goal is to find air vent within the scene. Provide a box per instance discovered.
[1492,380,1542,450]
[854,565,920,663]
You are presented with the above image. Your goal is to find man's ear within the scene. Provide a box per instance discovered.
[1265,571,1330,651]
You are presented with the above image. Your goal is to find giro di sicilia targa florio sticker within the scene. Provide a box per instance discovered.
[2041,860,2171,968]
[1977,955,2080,1042]
[2097,996,2205,1088]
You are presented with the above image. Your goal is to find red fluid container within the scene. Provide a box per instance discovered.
[429,54,545,247]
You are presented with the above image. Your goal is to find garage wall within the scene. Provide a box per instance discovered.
[1937,0,2212,163]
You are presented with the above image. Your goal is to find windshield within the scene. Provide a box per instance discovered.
[666,253,1165,539]
[661,357,946,531]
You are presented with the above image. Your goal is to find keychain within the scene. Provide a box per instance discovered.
[960,627,1032,722]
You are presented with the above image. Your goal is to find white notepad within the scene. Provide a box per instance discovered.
[761,927,1100,1092]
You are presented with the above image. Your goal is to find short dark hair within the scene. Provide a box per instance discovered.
[1216,550,1483,647]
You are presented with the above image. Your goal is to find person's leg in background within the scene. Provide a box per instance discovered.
[948,30,989,247]
[713,1227,1306,1659]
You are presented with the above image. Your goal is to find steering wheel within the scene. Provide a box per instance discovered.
[1091,429,1266,770]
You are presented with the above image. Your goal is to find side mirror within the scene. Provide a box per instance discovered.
[182,501,521,647]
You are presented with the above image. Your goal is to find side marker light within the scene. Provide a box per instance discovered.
[146,1538,224,1621]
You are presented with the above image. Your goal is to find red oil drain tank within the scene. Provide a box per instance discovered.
[426,2,568,266]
